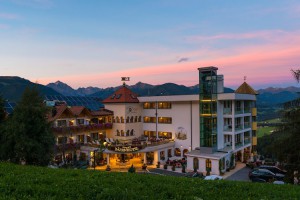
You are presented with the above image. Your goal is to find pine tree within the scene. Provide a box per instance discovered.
[1,87,55,165]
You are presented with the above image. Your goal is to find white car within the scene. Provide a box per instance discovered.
[204,175,223,180]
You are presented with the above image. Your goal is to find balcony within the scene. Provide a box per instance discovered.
[244,122,251,129]
[235,124,243,131]
[235,108,243,115]
[244,138,251,144]
[223,108,232,115]
[244,107,251,113]
[224,125,232,132]
[235,142,243,149]
[55,143,81,152]
[52,123,113,133]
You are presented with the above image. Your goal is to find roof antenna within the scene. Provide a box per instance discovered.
[244,76,247,82]
[121,77,130,86]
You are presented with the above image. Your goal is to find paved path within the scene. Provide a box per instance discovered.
[148,168,187,177]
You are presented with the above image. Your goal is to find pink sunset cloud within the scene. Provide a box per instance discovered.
[37,29,300,89]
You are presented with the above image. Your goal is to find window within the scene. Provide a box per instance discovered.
[143,102,156,109]
[58,136,67,144]
[138,116,142,122]
[158,132,172,139]
[130,129,134,136]
[143,117,156,123]
[126,130,129,136]
[57,120,67,127]
[160,151,165,160]
[193,158,199,170]
[116,94,122,99]
[91,132,98,140]
[130,116,134,123]
[111,94,116,99]
[77,119,84,125]
[174,148,181,157]
[121,130,124,136]
[168,149,172,157]
[158,102,171,109]
[126,117,129,123]
[121,117,124,123]
[116,130,120,136]
[158,117,172,124]
[116,117,120,123]
[134,116,138,122]
[183,149,189,157]
[206,159,212,170]
[77,135,84,143]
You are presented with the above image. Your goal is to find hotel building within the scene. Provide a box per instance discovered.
[49,67,257,175]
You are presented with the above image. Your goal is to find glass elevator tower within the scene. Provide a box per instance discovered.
[198,67,218,153]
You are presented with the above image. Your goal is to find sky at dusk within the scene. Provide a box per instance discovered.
[1,0,300,89]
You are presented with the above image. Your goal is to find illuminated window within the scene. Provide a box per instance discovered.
[143,102,156,109]
[116,130,120,136]
[121,117,124,123]
[174,148,181,157]
[158,117,172,124]
[158,102,171,109]
[183,149,189,156]
[206,159,212,170]
[143,117,156,123]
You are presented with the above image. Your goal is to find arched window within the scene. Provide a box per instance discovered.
[112,117,115,123]
[121,130,124,136]
[206,159,212,171]
[135,116,138,122]
[193,158,199,170]
[138,116,142,122]
[174,148,181,157]
[130,129,134,136]
[160,151,165,160]
[130,116,134,123]
[126,130,129,136]
[183,149,189,157]
[121,117,124,123]
[116,130,120,136]
[126,117,129,123]
[116,117,120,123]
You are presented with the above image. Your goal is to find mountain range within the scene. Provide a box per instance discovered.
[1,76,299,107]
[0,76,60,102]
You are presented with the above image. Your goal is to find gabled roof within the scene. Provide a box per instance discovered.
[47,105,72,121]
[235,82,258,95]
[102,85,139,103]
[91,108,114,116]
[69,106,91,116]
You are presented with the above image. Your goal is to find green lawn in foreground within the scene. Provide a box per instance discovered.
[0,162,300,200]
[257,126,277,138]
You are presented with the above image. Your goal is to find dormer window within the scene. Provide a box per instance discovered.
[111,94,116,99]
[116,94,122,99]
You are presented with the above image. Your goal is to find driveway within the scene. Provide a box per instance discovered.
[226,166,251,181]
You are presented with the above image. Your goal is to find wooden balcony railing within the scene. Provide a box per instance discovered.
[52,123,113,133]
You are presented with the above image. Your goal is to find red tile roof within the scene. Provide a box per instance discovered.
[91,108,114,116]
[102,85,139,103]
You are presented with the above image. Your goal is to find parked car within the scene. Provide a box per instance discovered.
[273,180,285,185]
[259,165,287,175]
[251,178,266,183]
[204,175,223,180]
[185,172,205,179]
[249,169,285,182]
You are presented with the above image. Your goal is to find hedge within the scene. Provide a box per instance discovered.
[0,162,299,199]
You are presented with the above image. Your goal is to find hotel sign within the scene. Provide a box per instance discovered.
[113,146,140,153]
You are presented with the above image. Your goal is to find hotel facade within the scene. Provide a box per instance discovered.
[49,67,258,175]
